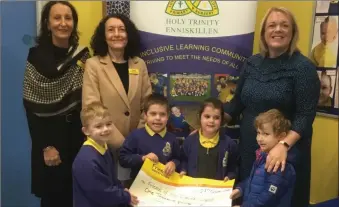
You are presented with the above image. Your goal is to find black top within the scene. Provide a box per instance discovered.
[113,61,129,94]
[196,142,219,179]
[53,45,69,65]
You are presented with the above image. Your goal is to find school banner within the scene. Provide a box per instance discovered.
[105,1,257,140]
[312,1,339,117]
[129,159,235,206]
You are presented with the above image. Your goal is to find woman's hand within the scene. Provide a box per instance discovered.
[265,143,288,173]
[43,146,61,166]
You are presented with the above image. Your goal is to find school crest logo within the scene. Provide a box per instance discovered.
[162,142,172,156]
[222,151,229,167]
[165,1,219,17]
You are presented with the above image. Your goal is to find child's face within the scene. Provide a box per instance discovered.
[82,116,113,145]
[320,21,338,44]
[200,106,221,135]
[171,106,181,117]
[216,84,221,92]
[319,75,332,104]
[145,104,168,133]
[256,123,283,153]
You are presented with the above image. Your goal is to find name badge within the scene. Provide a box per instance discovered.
[129,68,139,75]
[77,60,84,68]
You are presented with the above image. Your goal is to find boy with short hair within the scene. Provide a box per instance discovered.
[119,94,180,180]
[230,109,297,207]
[73,103,138,207]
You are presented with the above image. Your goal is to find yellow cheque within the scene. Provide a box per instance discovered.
[129,159,234,206]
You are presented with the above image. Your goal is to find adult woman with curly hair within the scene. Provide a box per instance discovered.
[82,14,152,186]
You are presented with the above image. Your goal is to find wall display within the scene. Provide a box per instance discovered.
[312,1,339,117]
[104,0,258,139]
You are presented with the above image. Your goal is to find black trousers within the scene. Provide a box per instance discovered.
[291,147,311,207]
[40,190,73,207]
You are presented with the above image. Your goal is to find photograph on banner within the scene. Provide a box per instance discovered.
[169,73,211,102]
[310,15,338,68]
[214,74,239,103]
[334,67,339,108]
[317,69,337,108]
[315,1,339,14]
[129,159,234,206]
[149,73,169,97]
[167,104,193,141]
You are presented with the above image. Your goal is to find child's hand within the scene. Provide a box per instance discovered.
[130,193,139,206]
[43,146,62,166]
[124,189,139,206]
[229,189,241,200]
[223,176,229,182]
[164,161,176,176]
[179,171,187,177]
[142,153,159,163]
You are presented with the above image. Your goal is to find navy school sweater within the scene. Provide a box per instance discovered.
[72,138,130,207]
[181,130,239,180]
[119,127,181,179]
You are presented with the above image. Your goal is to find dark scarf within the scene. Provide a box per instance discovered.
[23,44,90,117]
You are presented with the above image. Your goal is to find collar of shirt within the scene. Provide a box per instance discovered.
[83,137,108,155]
[199,129,219,148]
[145,123,167,138]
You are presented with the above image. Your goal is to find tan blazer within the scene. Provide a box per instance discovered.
[82,55,152,149]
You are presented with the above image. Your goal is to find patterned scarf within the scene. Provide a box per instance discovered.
[23,44,90,117]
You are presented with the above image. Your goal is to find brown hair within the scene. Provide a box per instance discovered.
[80,102,111,127]
[259,7,299,56]
[254,109,291,135]
[143,94,169,113]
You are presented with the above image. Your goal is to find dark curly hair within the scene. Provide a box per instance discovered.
[36,1,79,47]
[90,13,141,60]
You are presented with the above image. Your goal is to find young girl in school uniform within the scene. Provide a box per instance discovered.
[180,97,239,181]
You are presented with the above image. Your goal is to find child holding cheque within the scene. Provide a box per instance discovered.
[119,94,181,180]
[180,97,239,181]
[230,109,297,207]
[72,103,138,207]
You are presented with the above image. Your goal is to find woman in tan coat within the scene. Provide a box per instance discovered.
[82,14,152,184]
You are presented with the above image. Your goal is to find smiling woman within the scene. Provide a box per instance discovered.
[224,7,320,207]
[82,13,152,187]
[23,1,90,207]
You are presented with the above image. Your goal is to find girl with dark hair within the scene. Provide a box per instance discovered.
[180,98,239,181]
[23,1,90,207]
[82,14,152,186]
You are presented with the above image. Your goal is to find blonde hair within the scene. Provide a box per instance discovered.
[80,102,111,127]
[259,7,299,56]
[254,109,291,136]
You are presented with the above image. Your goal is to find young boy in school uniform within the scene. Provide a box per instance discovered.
[72,103,138,207]
[119,94,181,180]
[230,109,297,207]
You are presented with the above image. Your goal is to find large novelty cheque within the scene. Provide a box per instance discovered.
[129,159,235,206]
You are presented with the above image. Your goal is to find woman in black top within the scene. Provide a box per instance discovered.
[23,2,90,207]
